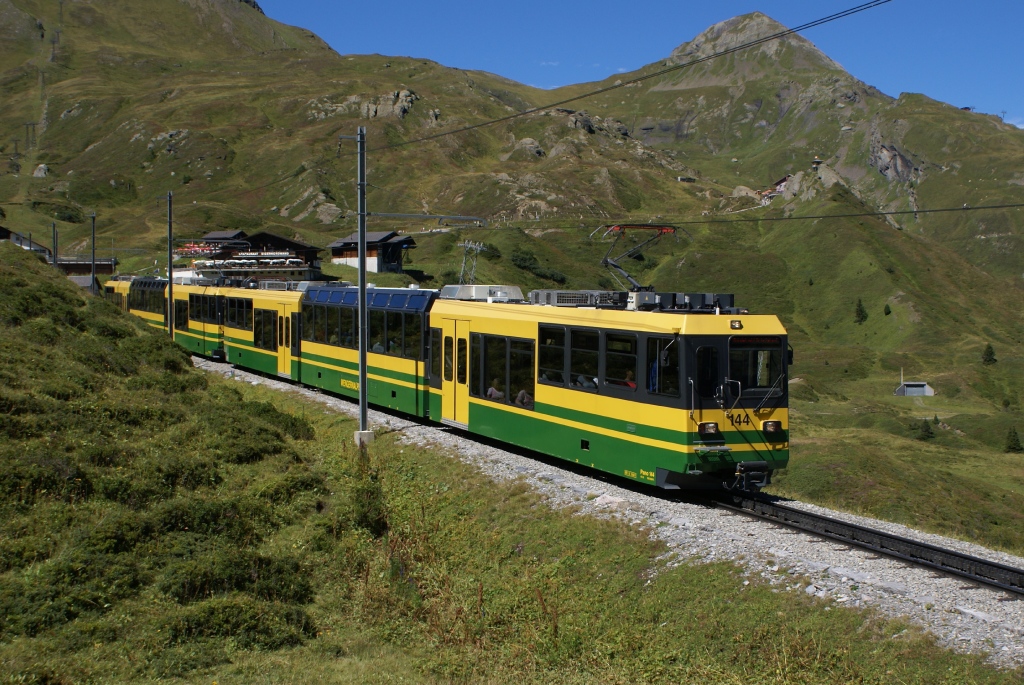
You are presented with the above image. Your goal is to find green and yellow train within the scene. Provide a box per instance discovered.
[107,278,790,491]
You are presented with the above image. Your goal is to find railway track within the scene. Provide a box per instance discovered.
[718,496,1024,597]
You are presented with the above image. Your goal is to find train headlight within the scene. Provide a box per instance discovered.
[698,422,720,435]
[762,420,783,434]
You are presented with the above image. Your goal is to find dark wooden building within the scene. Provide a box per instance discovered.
[327,231,416,273]
[198,230,322,267]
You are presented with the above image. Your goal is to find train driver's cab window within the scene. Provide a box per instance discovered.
[570,330,599,390]
[647,337,680,397]
[604,333,637,389]
[729,336,784,395]
[538,326,566,385]
[695,346,719,399]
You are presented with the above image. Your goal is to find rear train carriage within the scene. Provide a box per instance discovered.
[426,288,789,490]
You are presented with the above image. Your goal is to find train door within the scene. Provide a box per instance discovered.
[276,303,292,378]
[440,318,470,427]
[686,336,728,424]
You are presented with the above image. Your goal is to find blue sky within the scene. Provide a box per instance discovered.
[259,0,1024,127]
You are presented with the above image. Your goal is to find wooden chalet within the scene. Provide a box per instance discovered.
[327,231,416,273]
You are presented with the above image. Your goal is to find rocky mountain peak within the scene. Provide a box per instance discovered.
[669,12,840,72]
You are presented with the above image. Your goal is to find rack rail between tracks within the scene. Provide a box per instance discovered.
[718,497,1024,597]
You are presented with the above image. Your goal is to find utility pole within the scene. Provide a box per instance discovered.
[90,213,96,295]
[340,128,372,463]
[51,222,57,267]
[167,191,174,339]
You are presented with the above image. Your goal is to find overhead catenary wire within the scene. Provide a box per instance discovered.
[356,0,894,155]
[433,202,1024,233]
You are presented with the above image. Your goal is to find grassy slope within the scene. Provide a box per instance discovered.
[0,243,1019,683]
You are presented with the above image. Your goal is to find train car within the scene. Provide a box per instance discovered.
[117,277,226,359]
[124,277,168,331]
[425,287,789,491]
[296,283,437,417]
[220,286,302,378]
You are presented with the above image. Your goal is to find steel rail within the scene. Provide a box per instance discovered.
[718,497,1024,596]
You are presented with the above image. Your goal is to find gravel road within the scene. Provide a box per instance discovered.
[195,358,1024,669]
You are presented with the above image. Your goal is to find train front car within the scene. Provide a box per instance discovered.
[667,301,790,491]
[429,287,789,493]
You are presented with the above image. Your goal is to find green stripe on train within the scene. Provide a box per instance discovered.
[298,359,429,417]
[299,349,419,385]
[468,402,787,484]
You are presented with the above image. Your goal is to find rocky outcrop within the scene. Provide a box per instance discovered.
[238,0,264,14]
[307,90,421,121]
[361,89,419,119]
[555,109,629,137]
[871,143,916,183]
[500,138,545,161]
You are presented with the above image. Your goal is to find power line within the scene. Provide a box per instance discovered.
[446,202,1024,232]
[671,202,1024,226]
[358,0,893,155]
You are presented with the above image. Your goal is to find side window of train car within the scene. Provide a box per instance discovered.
[386,311,403,356]
[403,313,422,360]
[538,326,566,385]
[604,333,638,390]
[311,305,326,343]
[301,304,313,341]
[695,346,719,399]
[430,328,442,386]
[457,338,467,385]
[327,306,341,346]
[369,310,386,353]
[340,308,356,348]
[174,300,189,332]
[570,329,599,391]
[253,309,278,351]
[469,334,482,397]
[225,298,253,330]
[647,337,680,397]
[509,340,535,410]
[443,335,454,382]
[483,336,508,401]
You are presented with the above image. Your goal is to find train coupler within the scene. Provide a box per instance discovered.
[728,461,771,492]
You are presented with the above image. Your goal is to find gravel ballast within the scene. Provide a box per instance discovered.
[195,358,1024,669]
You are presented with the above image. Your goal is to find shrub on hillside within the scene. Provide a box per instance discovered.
[1006,427,1023,453]
[982,343,997,365]
[161,597,315,650]
[854,298,868,324]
